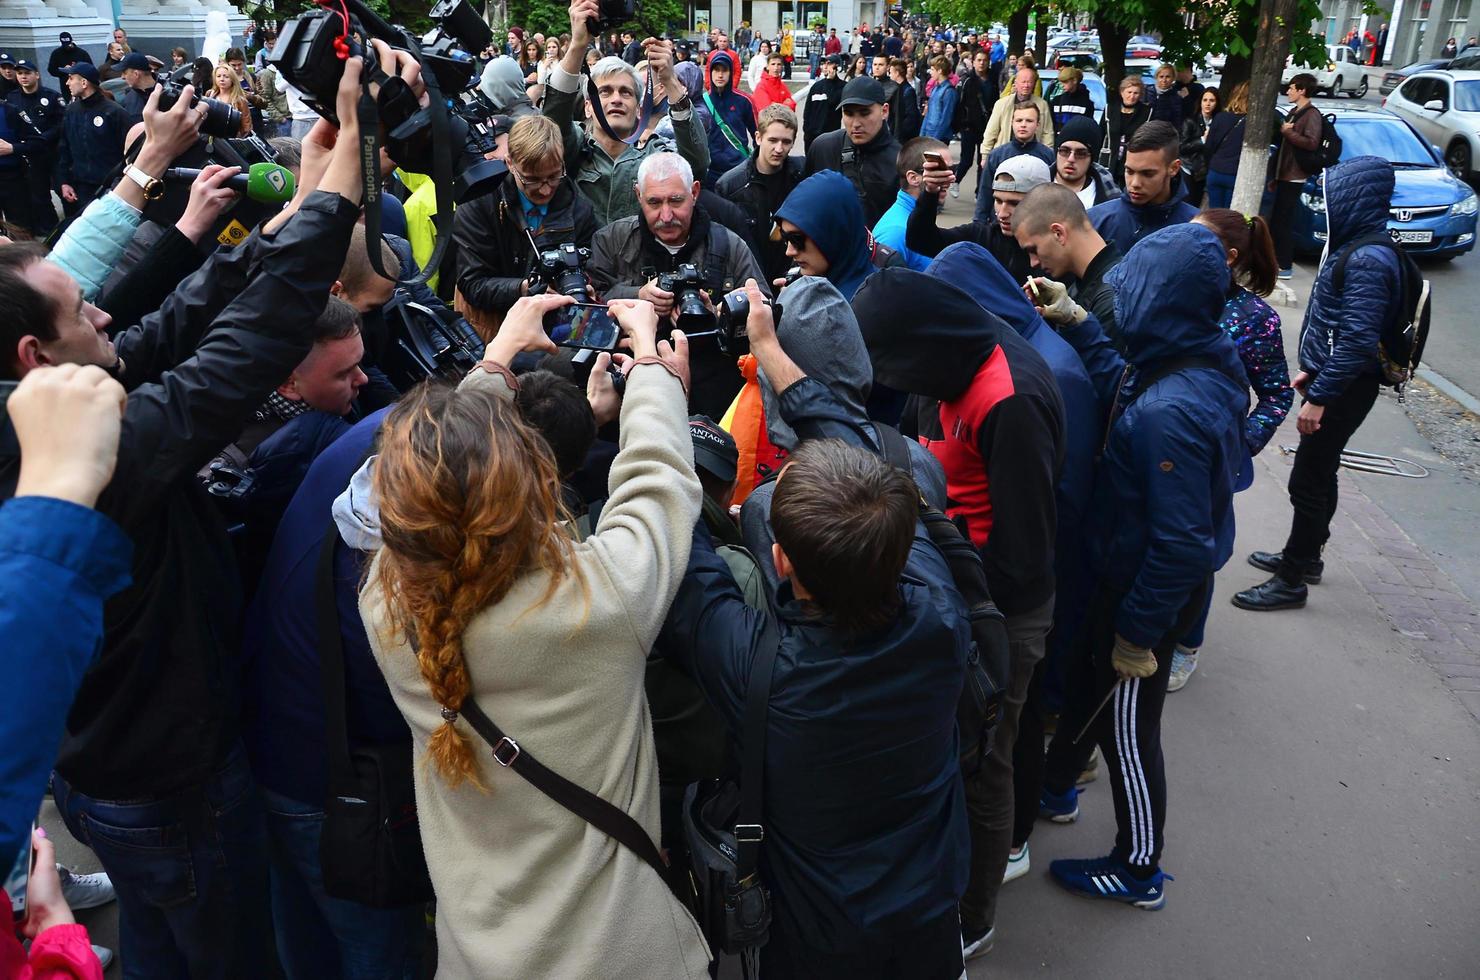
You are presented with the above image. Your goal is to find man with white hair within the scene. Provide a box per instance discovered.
[588,151,767,418]
[543,0,710,224]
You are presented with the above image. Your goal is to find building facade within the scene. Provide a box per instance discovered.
[0,0,246,73]
[1316,0,1476,66]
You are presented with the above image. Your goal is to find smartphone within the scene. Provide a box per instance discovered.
[922,150,947,168]
[1024,276,1041,303]
[546,302,620,351]
[4,825,34,922]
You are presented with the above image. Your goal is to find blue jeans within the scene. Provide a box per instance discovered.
[1206,169,1236,209]
[262,788,423,980]
[52,744,270,980]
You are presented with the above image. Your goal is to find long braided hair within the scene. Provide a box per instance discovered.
[372,381,581,789]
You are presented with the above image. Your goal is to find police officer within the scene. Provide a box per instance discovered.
[0,91,33,233]
[56,62,129,215]
[117,53,156,128]
[0,54,17,100]
[7,59,64,235]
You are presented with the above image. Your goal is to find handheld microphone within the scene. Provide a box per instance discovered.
[163,162,297,205]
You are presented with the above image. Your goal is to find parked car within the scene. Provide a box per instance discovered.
[1041,69,1107,126]
[1381,58,1450,95]
[1383,69,1480,179]
[1279,101,1477,259]
[1052,49,1102,72]
[1282,44,1369,97]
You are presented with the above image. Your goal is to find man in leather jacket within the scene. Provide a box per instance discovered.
[803,75,901,226]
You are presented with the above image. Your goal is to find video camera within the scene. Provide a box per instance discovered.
[531,243,592,301]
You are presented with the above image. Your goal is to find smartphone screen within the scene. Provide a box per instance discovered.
[547,303,620,351]
[4,825,33,922]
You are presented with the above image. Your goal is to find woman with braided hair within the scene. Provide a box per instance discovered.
[359,295,710,978]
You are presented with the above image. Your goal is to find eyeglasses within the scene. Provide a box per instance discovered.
[512,167,565,191]
[1056,147,1090,160]
[777,229,811,251]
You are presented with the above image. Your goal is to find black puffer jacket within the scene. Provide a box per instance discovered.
[452,173,598,317]
[0,191,360,800]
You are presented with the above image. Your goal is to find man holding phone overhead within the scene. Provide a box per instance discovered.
[588,152,767,418]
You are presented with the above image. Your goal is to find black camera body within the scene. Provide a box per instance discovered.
[531,243,591,300]
[590,0,638,35]
[657,263,711,331]
[156,74,242,139]
[713,292,781,358]
[130,132,281,245]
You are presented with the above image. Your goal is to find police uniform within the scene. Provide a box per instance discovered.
[56,63,129,215]
[0,95,32,232]
[7,61,64,235]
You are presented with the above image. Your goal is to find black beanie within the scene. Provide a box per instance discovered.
[1057,116,1102,154]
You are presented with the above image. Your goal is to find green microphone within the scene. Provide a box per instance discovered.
[164,162,297,205]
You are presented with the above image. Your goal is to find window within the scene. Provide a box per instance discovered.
[1455,79,1480,111]
[1400,75,1435,104]
[1335,117,1438,165]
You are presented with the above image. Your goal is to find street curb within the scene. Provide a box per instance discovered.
[1417,368,1480,418]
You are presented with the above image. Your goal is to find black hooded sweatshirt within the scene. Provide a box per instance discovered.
[854,268,1065,616]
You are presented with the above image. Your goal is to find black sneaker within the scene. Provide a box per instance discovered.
[1231,575,1309,611]
[1247,550,1323,584]
[961,923,995,960]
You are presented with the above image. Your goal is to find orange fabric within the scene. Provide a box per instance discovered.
[720,354,788,506]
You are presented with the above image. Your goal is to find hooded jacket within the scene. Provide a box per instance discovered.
[1057,224,1248,646]
[774,170,880,300]
[750,68,796,112]
[1087,171,1200,252]
[803,116,902,226]
[854,268,1065,616]
[704,50,756,184]
[479,56,537,117]
[1297,155,1400,404]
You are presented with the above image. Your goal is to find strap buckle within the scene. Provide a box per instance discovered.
[491,736,521,767]
[734,823,765,844]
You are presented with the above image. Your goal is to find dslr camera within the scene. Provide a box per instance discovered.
[156,75,242,140]
[530,243,591,300]
[657,263,711,331]
[589,0,638,34]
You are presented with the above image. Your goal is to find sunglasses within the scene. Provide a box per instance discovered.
[778,230,811,251]
[1056,147,1091,160]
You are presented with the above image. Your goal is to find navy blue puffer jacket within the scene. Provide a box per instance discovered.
[1298,155,1404,404]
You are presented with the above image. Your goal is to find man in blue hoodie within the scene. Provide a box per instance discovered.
[1087,121,1198,252]
[1030,223,1247,910]
[1235,156,1404,611]
[702,49,755,186]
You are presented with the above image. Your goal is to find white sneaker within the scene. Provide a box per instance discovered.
[1002,842,1030,883]
[58,867,115,911]
[92,945,114,970]
[1076,744,1100,786]
[949,183,960,198]
[1168,647,1199,693]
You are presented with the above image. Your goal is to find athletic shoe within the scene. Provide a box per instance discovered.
[58,866,115,910]
[1049,855,1173,910]
[1077,745,1100,785]
[1039,785,1080,823]
[1002,842,1030,883]
[961,923,995,959]
[1232,575,1308,611]
[949,183,960,198]
[1247,549,1323,584]
[1278,268,1293,280]
[1167,647,1199,692]
[93,946,115,970]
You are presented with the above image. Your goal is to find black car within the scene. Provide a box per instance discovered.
[1383,49,1480,94]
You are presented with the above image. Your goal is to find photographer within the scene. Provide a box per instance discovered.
[360,296,710,980]
[543,0,710,225]
[658,276,971,979]
[0,52,388,977]
[452,114,597,321]
[588,151,766,418]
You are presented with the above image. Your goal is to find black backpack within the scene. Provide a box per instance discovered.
[1332,233,1431,394]
[1291,105,1343,174]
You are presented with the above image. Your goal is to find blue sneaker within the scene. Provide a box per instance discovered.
[1049,855,1173,910]
[1039,785,1080,823]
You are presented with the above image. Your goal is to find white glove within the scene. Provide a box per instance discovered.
[1028,276,1088,326]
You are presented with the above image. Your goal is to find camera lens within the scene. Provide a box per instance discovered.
[197,97,243,139]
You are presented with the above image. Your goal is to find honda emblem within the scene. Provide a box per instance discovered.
[1396,209,1413,222]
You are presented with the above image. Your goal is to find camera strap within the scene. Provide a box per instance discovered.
[584,66,658,148]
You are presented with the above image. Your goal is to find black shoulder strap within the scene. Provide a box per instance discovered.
[1332,233,1402,294]
[735,614,781,879]
[876,423,914,473]
[1129,354,1229,404]
[317,524,355,795]
[704,219,731,290]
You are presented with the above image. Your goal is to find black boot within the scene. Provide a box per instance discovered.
[1247,550,1323,584]
[1232,574,1309,611]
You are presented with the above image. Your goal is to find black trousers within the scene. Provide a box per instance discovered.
[1279,374,1381,577]
[955,124,984,185]
[1011,656,1048,848]
[762,902,963,980]
[25,154,57,236]
[1270,179,1304,271]
[1042,579,1211,872]
[0,173,34,234]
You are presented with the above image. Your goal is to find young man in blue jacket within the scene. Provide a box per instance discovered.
[1030,223,1248,909]
[659,276,972,980]
[1235,155,1404,610]
[702,49,755,186]
[1087,121,1198,252]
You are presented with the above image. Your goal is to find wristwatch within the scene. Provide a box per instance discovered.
[122,163,165,201]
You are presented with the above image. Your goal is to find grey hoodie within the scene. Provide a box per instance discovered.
[479,57,536,117]
[332,456,383,551]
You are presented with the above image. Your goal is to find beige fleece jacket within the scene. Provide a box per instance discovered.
[981,91,1055,154]
[361,360,709,979]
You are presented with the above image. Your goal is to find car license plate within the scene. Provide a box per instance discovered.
[1390,229,1433,244]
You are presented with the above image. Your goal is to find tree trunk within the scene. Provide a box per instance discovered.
[1033,5,1048,65]
[1232,0,1301,216]
[1095,12,1131,95]
[1220,3,1261,93]
[1008,7,1030,63]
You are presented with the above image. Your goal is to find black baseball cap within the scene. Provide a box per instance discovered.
[838,75,886,108]
[0,54,14,67]
[15,60,37,73]
[119,52,151,72]
[60,62,100,85]
[689,415,738,483]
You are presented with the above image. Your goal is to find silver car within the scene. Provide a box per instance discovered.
[1383,69,1480,180]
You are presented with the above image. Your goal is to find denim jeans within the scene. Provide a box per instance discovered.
[52,744,270,980]
[262,788,424,980]
[1205,170,1236,209]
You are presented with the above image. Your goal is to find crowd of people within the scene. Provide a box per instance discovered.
[0,5,1425,979]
